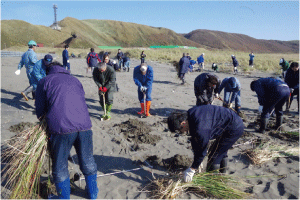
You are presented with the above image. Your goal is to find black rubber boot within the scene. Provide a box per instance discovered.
[127,67,130,72]
[220,157,228,173]
[206,161,220,173]
[275,116,283,130]
[259,118,268,134]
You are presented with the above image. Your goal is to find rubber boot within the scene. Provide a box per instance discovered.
[207,163,221,173]
[53,177,70,199]
[275,115,283,130]
[220,157,228,173]
[127,67,130,72]
[21,85,33,101]
[259,118,268,134]
[32,91,36,100]
[146,101,151,116]
[137,103,145,115]
[104,104,112,120]
[286,100,290,112]
[85,174,99,200]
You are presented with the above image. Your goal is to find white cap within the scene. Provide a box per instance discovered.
[231,55,235,57]
[140,65,147,72]
[202,53,205,55]
[279,59,283,64]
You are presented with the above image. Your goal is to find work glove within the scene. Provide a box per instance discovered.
[67,60,70,63]
[258,105,263,113]
[290,88,294,93]
[183,168,195,183]
[99,87,107,92]
[214,93,219,98]
[15,69,21,75]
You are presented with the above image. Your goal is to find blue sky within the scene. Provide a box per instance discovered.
[1,1,299,41]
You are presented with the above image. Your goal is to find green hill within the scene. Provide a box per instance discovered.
[1,17,202,49]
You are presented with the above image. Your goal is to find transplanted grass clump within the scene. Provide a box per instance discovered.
[143,172,251,199]
[1,119,49,199]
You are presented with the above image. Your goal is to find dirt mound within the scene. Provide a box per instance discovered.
[113,119,161,145]
[268,131,299,143]
[145,154,193,171]
[9,122,35,133]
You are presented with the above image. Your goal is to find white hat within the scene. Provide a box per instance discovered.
[231,55,235,57]
[279,59,283,64]
[202,53,205,55]
[140,65,147,72]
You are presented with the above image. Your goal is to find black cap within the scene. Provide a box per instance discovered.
[43,54,53,66]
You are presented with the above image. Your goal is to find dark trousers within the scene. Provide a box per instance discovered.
[63,63,70,71]
[291,87,299,102]
[99,90,114,105]
[49,130,97,183]
[191,125,244,169]
[262,86,290,119]
[141,58,145,64]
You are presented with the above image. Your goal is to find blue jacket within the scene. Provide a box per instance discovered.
[35,65,92,134]
[232,57,239,67]
[179,56,190,74]
[133,65,154,90]
[31,59,47,90]
[188,105,244,165]
[194,73,221,104]
[251,77,288,106]
[18,49,38,70]
[62,49,69,65]
[197,55,204,63]
[190,60,197,65]
[249,54,255,61]
[219,77,241,103]
[117,52,124,60]
[122,56,130,63]
[87,52,101,67]
[285,68,299,89]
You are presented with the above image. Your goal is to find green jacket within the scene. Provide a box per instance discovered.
[280,60,290,71]
[93,65,116,91]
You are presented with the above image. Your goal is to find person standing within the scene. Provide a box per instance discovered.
[178,53,190,84]
[140,51,146,64]
[133,63,154,117]
[250,77,290,133]
[194,73,221,106]
[122,55,130,72]
[197,53,205,71]
[116,49,124,69]
[218,77,242,115]
[93,62,116,120]
[279,58,290,78]
[231,55,239,74]
[15,40,38,101]
[62,45,70,72]
[35,61,98,199]
[167,105,244,182]
[284,62,299,112]
[31,54,53,98]
[249,52,255,68]
[86,48,101,74]
[186,53,192,60]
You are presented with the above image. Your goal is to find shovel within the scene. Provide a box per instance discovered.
[101,93,106,121]
[141,92,147,118]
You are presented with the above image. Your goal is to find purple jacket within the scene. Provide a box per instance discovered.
[35,65,92,134]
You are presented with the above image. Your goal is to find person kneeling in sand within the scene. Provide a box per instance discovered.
[133,63,154,117]
[167,105,244,183]
[93,62,116,120]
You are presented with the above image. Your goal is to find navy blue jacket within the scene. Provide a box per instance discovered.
[133,65,154,90]
[62,49,69,65]
[232,57,239,67]
[251,77,288,106]
[219,77,241,103]
[285,68,299,89]
[106,60,120,71]
[35,65,92,134]
[179,56,190,74]
[194,73,221,104]
[188,105,244,165]
[87,52,101,67]
[122,56,130,63]
[117,52,124,60]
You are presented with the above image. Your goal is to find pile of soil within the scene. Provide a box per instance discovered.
[113,119,161,145]
[9,122,35,133]
[145,154,193,171]
[268,131,299,143]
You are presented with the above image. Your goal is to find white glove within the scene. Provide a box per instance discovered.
[258,105,263,113]
[183,168,195,183]
[214,93,219,98]
[140,86,145,92]
[15,69,21,75]
[290,88,294,93]
[67,60,70,63]
[143,87,147,92]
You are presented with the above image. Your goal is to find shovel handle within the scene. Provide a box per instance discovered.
[102,94,106,116]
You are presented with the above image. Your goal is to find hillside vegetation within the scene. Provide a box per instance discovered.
[184,29,299,53]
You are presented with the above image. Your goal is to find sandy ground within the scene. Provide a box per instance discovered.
[1,56,299,199]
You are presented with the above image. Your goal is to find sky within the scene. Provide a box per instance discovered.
[1,1,299,41]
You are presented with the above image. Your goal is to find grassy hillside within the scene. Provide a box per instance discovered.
[184,29,299,53]
[1,17,202,49]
